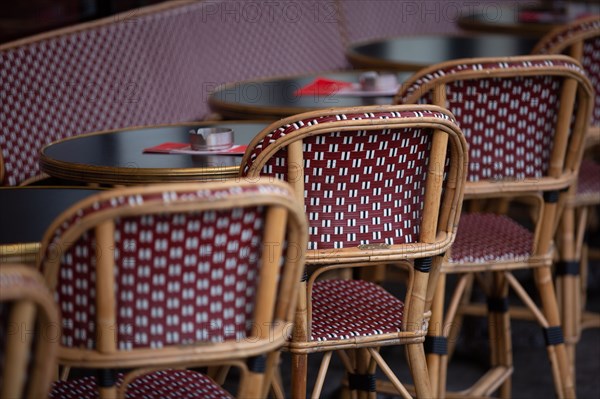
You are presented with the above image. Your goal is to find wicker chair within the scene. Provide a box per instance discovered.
[395,55,594,399]
[37,179,307,399]
[0,264,60,398]
[533,15,600,372]
[240,104,468,398]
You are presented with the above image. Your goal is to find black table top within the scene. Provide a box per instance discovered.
[208,71,413,120]
[0,187,100,248]
[346,34,540,71]
[458,4,597,36]
[40,121,269,185]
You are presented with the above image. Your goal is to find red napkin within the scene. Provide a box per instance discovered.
[517,10,566,23]
[144,142,247,155]
[294,77,354,96]
[144,143,189,153]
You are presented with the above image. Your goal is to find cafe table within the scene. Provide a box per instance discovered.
[457,3,596,36]
[39,121,269,186]
[208,71,413,120]
[0,187,101,264]
[346,34,540,71]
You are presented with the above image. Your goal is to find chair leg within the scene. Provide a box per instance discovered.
[561,204,592,379]
[264,352,283,399]
[342,349,374,399]
[239,371,266,399]
[406,343,433,398]
[354,348,376,399]
[488,272,512,399]
[99,386,118,399]
[447,274,475,360]
[97,369,119,399]
[429,273,473,399]
[310,351,333,399]
[206,365,230,385]
[269,368,286,399]
[291,353,308,399]
[426,275,446,398]
[556,205,580,378]
[533,265,576,399]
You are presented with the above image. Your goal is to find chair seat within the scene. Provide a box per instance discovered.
[310,279,405,342]
[50,369,233,399]
[448,213,533,265]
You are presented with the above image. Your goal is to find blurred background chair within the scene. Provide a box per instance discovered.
[395,55,594,398]
[241,104,468,398]
[37,179,307,398]
[0,264,60,399]
[533,14,600,375]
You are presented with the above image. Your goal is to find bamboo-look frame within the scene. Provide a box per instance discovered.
[241,104,468,399]
[243,104,468,347]
[242,104,468,331]
[396,55,594,399]
[36,179,308,398]
[0,264,60,399]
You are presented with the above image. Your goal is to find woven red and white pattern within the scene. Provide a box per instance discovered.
[126,369,233,399]
[534,16,600,126]
[448,213,533,264]
[57,211,262,350]
[576,159,600,199]
[243,109,454,250]
[397,59,583,182]
[41,184,294,350]
[51,375,104,399]
[309,279,405,342]
[242,110,453,175]
[581,37,600,126]
[0,1,348,186]
[50,370,232,399]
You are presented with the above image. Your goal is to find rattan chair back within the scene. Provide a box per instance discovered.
[38,179,307,398]
[395,55,594,198]
[242,104,468,265]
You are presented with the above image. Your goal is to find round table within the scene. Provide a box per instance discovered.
[346,34,540,71]
[0,187,101,264]
[457,3,595,36]
[39,121,269,185]
[208,71,412,120]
